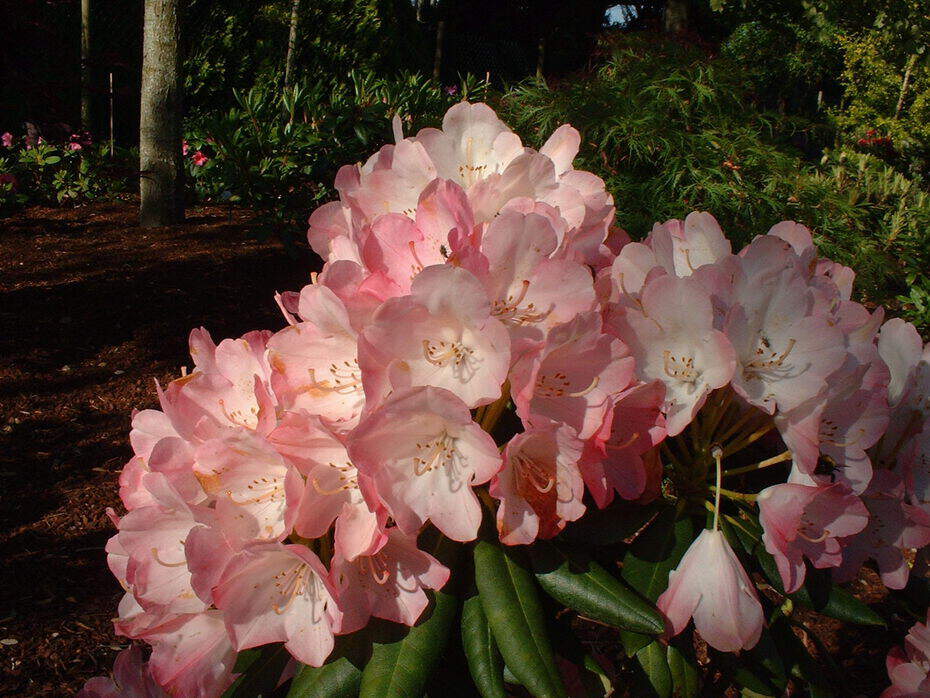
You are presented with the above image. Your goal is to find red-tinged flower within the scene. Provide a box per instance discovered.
[192,150,208,166]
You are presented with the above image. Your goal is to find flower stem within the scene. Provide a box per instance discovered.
[723,450,792,477]
[479,380,511,433]
[711,485,757,503]
[712,445,722,531]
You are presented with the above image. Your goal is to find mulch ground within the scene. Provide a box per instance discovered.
[0,201,912,696]
[0,201,315,695]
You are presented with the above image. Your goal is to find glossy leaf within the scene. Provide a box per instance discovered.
[358,590,457,698]
[529,540,664,635]
[636,641,671,698]
[461,595,507,698]
[666,640,700,697]
[473,539,567,698]
[286,657,362,697]
[222,644,289,698]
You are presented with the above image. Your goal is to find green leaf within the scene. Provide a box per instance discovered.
[287,657,362,697]
[222,644,290,698]
[461,595,506,698]
[636,641,672,698]
[529,540,664,635]
[358,590,457,698]
[666,640,700,697]
[473,539,567,698]
[620,511,694,655]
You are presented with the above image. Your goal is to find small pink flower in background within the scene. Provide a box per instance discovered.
[69,141,82,151]
[182,140,190,155]
[77,644,166,697]
[445,85,458,96]
[192,150,209,166]
[657,528,764,652]
[883,611,930,696]
[0,173,18,191]
[758,482,868,593]
[1,132,11,147]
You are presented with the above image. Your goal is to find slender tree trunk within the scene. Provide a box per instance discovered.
[284,0,300,89]
[536,35,546,79]
[432,19,445,81]
[895,54,918,119]
[140,0,183,227]
[80,0,91,130]
[664,0,688,33]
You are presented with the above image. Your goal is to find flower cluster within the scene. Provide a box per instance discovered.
[82,102,930,696]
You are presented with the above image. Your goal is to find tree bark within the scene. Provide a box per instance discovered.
[432,19,445,81]
[895,54,918,120]
[284,0,300,88]
[80,0,91,130]
[140,0,183,227]
[664,0,688,33]
[536,35,546,79]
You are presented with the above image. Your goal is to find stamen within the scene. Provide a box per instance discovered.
[367,554,391,584]
[663,350,699,382]
[151,548,187,568]
[568,376,599,398]
[605,432,639,451]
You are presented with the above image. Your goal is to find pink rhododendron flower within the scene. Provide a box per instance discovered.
[77,645,166,698]
[511,311,634,440]
[834,470,930,589]
[491,423,586,544]
[657,529,764,652]
[213,542,341,667]
[348,386,501,541]
[883,611,930,697]
[1,132,12,147]
[69,141,83,151]
[332,528,450,631]
[192,150,208,166]
[606,274,735,436]
[182,140,190,155]
[269,410,385,560]
[358,264,511,409]
[758,482,868,592]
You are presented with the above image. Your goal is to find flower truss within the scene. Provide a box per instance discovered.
[81,103,930,698]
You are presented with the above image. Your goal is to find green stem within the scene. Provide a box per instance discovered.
[711,485,757,503]
[723,450,792,478]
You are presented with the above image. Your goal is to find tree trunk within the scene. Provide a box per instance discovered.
[284,0,300,88]
[664,0,688,33]
[432,19,445,81]
[80,0,91,130]
[895,54,918,119]
[536,35,546,79]
[140,0,183,227]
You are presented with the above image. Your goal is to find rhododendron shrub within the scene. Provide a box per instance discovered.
[83,102,930,697]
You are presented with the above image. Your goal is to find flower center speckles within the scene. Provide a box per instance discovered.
[227,474,285,505]
[744,337,796,375]
[422,339,475,368]
[217,398,259,429]
[535,372,600,398]
[307,359,362,395]
[491,279,551,326]
[663,351,700,383]
[312,462,359,495]
[412,433,462,477]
